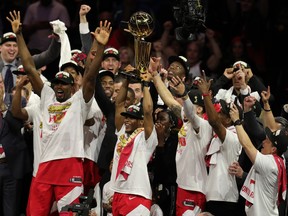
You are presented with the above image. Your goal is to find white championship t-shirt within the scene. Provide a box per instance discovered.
[26,102,42,177]
[241,152,280,216]
[39,84,92,163]
[84,98,106,162]
[205,126,242,202]
[176,117,212,194]
[110,125,158,199]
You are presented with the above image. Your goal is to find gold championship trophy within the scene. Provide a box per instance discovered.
[120,11,154,80]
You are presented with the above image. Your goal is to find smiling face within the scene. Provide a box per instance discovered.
[101,57,121,74]
[0,41,18,63]
[124,116,142,134]
[53,81,73,102]
[101,75,114,99]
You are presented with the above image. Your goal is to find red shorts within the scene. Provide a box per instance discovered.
[27,179,83,216]
[112,192,152,216]
[27,177,60,216]
[83,158,101,194]
[176,187,206,216]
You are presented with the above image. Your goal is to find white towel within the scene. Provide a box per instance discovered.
[50,19,71,69]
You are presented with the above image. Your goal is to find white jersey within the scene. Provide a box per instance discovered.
[110,125,158,199]
[176,119,212,194]
[84,98,106,162]
[26,91,40,108]
[241,152,280,216]
[206,126,242,202]
[26,102,42,177]
[39,84,92,163]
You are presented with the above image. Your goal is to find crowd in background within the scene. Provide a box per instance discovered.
[1,0,288,114]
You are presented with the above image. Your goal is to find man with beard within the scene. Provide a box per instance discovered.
[7,10,111,215]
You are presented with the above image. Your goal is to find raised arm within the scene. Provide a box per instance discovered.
[243,96,266,142]
[7,10,43,96]
[32,38,60,69]
[148,57,182,118]
[11,75,29,120]
[259,86,278,131]
[79,4,92,54]
[169,76,201,131]
[198,77,227,142]
[82,20,112,103]
[205,28,222,71]
[141,73,154,140]
[230,104,258,163]
[115,77,128,131]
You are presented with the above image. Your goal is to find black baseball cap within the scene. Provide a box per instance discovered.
[51,71,74,84]
[12,65,27,76]
[168,55,189,78]
[98,69,114,80]
[121,104,144,120]
[103,47,120,61]
[60,60,81,75]
[265,127,288,155]
[188,89,204,107]
[219,99,243,119]
[0,32,16,45]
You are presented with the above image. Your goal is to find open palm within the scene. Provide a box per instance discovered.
[6,10,22,34]
[92,20,112,46]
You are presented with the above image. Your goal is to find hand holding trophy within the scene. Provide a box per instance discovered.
[120,11,154,81]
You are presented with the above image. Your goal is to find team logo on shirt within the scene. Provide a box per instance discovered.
[177,126,187,155]
[178,126,187,147]
[48,102,72,130]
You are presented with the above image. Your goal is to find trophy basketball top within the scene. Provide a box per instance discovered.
[128,11,154,39]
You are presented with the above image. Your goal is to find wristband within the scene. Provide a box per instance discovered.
[263,108,271,112]
[142,81,150,87]
[175,89,187,98]
[202,93,210,97]
[233,119,243,126]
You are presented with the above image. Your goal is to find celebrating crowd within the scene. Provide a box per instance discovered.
[1,1,288,216]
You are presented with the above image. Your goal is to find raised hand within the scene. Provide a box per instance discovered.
[243,96,256,112]
[16,75,30,88]
[124,64,136,72]
[79,4,91,17]
[229,103,240,122]
[169,76,185,96]
[163,20,173,31]
[261,86,270,104]
[6,10,22,34]
[159,68,168,82]
[148,57,161,77]
[140,71,153,82]
[197,71,212,94]
[91,20,112,46]
[223,68,234,80]
[155,122,166,147]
